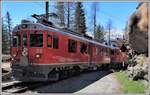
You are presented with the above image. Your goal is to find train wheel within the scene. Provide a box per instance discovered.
[93,66,98,71]
[48,69,60,81]
[118,63,122,70]
[103,64,107,70]
[99,64,103,70]
[59,70,68,79]
[73,66,80,75]
[68,68,77,77]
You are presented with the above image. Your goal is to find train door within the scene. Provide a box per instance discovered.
[20,32,29,66]
[88,43,93,66]
[11,32,21,61]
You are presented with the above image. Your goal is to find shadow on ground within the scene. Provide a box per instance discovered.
[33,70,111,93]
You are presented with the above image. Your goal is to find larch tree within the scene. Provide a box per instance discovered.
[6,12,12,36]
[56,2,65,27]
[2,17,10,54]
[5,12,13,54]
[94,24,105,43]
[64,2,76,29]
[75,2,87,34]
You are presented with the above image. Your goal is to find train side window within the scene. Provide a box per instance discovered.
[96,47,100,55]
[68,39,77,53]
[87,44,91,55]
[106,48,108,55]
[115,50,117,55]
[108,49,110,55]
[18,35,21,46]
[80,42,87,54]
[47,35,52,47]
[103,48,106,55]
[101,47,103,55]
[12,35,20,47]
[96,47,98,55]
[116,50,120,55]
[94,46,97,55]
[23,34,27,47]
[104,48,107,56]
[53,35,59,49]
[111,50,114,55]
[106,48,108,56]
[12,36,17,47]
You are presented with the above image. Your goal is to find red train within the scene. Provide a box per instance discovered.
[11,20,128,81]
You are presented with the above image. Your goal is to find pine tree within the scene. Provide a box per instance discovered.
[5,12,13,53]
[6,12,12,35]
[2,17,10,54]
[56,2,65,27]
[94,25,105,42]
[75,2,86,34]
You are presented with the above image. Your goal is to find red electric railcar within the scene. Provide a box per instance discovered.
[11,20,128,81]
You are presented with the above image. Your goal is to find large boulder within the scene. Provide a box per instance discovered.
[126,3,148,55]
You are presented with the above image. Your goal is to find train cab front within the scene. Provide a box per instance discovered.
[11,28,30,81]
[11,23,49,82]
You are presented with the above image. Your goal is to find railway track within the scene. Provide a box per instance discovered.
[2,69,113,94]
[2,81,51,93]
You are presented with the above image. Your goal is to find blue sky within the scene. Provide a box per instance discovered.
[2,1,139,32]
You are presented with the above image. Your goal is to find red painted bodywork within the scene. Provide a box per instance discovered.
[110,49,128,63]
[11,28,127,66]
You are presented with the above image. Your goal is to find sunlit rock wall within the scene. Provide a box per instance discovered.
[126,3,148,55]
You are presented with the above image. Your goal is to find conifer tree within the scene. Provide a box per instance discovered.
[75,2,86,34]
[94,24,105,42]
[5,12,13,53]
[64,2,76,30]
[2,17,10,54]
[56,2,65,27]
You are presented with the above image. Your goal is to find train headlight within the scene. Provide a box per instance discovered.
[13,54,16,57]
[35,54,41,59]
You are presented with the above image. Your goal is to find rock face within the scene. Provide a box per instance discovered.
[125,3,148,82]
[126,3,148,54]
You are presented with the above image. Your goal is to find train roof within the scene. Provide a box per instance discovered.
[13,21,119,50]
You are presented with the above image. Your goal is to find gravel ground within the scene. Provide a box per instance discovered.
[2,70,122,94]
[75,72,122,94]
[30,71,121,94]
[2,62,12,82]
[2,62,11,71]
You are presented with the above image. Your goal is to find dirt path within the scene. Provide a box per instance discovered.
[75,73,122,94]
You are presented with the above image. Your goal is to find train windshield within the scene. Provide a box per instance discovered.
[30,34,43,47]
[12,35,20,47]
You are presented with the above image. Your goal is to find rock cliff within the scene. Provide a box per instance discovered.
[126,3,148,55]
